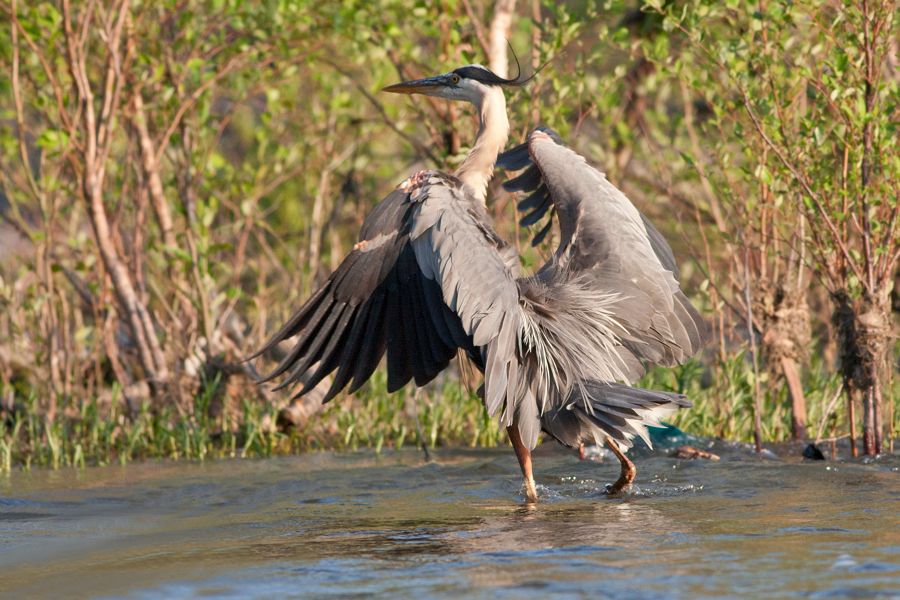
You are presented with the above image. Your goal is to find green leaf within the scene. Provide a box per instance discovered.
[35,129,69,153]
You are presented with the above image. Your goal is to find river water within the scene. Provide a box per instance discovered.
[1,442,898,598]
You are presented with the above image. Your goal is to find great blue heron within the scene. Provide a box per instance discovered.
[255,63,708,502]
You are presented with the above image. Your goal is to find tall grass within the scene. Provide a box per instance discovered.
[647,353,847,443]
[0,370,503,473]
[5,349,893,474]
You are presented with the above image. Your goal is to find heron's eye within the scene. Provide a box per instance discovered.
[451,74,460,85]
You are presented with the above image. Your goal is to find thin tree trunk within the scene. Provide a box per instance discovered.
[858,294,889,456]
[84,173,169,387]
[529,0,542,128]
[873,382,883,454]
[64,0,169,392]
[862,387,876,456]
[133,91,179,253]
[884,362,894,453]
[857,0,887,457]
[743,247,764,453]
[488,0,517,78]
[781,356,807,440]
[308,112,337,279]
[680,79,728,233]
[847,389,858,457]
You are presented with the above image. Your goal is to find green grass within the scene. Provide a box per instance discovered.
[1,355,895,474]
[0,370,504,473]
[643,353,837,441]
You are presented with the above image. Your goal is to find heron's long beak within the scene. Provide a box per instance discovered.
[382,74,451,95]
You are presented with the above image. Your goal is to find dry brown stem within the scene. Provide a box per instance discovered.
[62,0,169,392]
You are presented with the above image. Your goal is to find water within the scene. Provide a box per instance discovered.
[1,443,898,598]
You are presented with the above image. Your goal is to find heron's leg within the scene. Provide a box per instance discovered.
[604,437,636,494]
[507,424,538,503]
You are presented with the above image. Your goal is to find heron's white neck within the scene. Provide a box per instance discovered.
[455,86,509,204]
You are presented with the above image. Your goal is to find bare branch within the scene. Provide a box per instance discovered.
[132,89,179,252]
[63,0,169,389]
[460,0,491,59]
[154,49,261,162]
[10,1,43,204]
[738,90,867,288]
[322,59,440,165]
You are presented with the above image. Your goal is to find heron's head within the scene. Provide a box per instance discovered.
[382,64,529,107]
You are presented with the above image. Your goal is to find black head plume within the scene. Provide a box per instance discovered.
[452,44,550,87]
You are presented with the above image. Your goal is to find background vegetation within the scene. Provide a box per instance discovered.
[1,0,897,471]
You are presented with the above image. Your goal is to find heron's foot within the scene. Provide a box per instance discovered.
[604,462,636,495]
[523,477,538,504]
[603,437,636,495]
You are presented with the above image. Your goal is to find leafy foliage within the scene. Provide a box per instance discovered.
[0,0,896,471]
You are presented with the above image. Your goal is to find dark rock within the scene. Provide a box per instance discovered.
[803,443,826,460]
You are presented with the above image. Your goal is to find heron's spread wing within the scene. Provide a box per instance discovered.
[498,129,708,375]
[254,171,522,410]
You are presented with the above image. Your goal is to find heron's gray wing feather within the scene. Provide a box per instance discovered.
[513,130,708,372]
[407,178,523,418]
[640,212,679,280]
[497,129,681,281]
[256,178,476,403]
